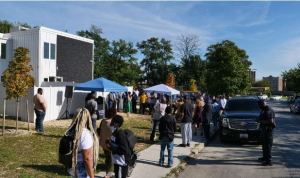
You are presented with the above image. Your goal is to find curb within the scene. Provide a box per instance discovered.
[164,142,205,178]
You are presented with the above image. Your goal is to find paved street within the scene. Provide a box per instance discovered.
[178,101,300,178]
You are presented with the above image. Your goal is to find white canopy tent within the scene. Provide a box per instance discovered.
[144,84,180,95]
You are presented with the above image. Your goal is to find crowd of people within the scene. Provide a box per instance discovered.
[35,87,276,178]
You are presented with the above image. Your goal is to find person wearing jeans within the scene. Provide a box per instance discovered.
[34,109,45,133]
[159,106,176,167]
[150,98,167,142]
[33,88,47,133]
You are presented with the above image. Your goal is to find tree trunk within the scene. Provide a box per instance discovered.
[2,99,6,136]
[27,100,30,131]
[16,98,19,133]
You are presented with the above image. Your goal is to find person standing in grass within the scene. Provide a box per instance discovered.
[139,91,147,115]
[97,107,116,178]
[158,106,176,167]
[33,88,47,134]
[68,108,99,178]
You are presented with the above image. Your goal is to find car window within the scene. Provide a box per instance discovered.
[226,99,260,111]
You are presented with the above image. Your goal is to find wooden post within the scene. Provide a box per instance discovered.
[27,100,30,131]
[2,99,6,136]
[16,98,19,133]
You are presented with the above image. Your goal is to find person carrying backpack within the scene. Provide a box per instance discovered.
[59,108,99,178]
[107,115,136,178]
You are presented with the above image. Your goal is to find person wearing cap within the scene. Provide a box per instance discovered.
[158,106,176,167]
[257,99,276,166]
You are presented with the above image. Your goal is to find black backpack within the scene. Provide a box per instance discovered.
[123,129,137,177]
[58,129,75,169]
[124,129,137,151]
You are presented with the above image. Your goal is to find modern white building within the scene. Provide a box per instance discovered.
[0,26,94,122]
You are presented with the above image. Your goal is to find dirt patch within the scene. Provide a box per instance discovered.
[0,129,31,136]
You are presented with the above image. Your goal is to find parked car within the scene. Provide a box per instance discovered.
[290,99,300,114]
[270,95,282,101]
[219,96,261,143]
[258,94,268,100]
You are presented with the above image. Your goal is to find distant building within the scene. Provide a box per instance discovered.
[249,70,256,83]
[262,75,283,92]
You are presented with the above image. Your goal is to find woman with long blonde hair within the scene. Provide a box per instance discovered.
[66,108,99,178]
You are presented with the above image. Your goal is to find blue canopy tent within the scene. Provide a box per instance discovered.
[75,77,128,92]
[75,77,127,118]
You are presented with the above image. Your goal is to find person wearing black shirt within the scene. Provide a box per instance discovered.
[179,96,194,147]
[108,115,131,178]
[257,100,276,166]
[159,106,176,167]
[202,98,212,145]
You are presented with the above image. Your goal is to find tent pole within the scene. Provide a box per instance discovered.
[103,92,105,118]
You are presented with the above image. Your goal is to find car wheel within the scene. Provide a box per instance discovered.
[219,134,227,143]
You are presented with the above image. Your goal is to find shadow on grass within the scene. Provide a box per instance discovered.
[22,164,68,176]
[41,134,63,139]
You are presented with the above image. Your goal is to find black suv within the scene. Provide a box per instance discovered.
[220,96,261,142]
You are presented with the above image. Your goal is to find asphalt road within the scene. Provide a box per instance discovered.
[178,101,300,178]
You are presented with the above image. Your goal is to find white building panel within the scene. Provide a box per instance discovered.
[9,29,40,86]
[39,29,57,85]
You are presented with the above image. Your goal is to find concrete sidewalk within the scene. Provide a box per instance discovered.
[96,134,205,178]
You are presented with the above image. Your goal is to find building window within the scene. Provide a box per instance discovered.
[1,43,6,59]
[50,43,56,60]
[44,42,49,59]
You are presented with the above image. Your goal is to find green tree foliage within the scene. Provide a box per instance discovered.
[179,55,206,91]
[77,25,110,78]
[252,80,271,88]
[106,39,141,85]
[2,47,34,100]
[205,40,252,96]
[78,26,140,85]
[282,64,300,92]
[137,37,174,86]
[0,20,13,33]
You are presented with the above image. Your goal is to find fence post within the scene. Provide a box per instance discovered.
[2,99,6,136]
[27,100,30,131]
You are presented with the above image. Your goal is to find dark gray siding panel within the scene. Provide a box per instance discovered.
[57,35,93,83]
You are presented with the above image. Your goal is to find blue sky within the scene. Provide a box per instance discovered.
[1,1,300,80]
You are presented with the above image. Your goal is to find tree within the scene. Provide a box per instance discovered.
[2,47,34,131]
[77,25,110,78]
[137,37,174,86]
[179,55,206,91]
[205,40,252,96]
[108,39,140,85]
[0,20,13,33]
[166,72,176,88]
[282,64,300,92]
[176,34,200,60]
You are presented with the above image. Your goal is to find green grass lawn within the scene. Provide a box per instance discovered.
[0,115,152,178]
